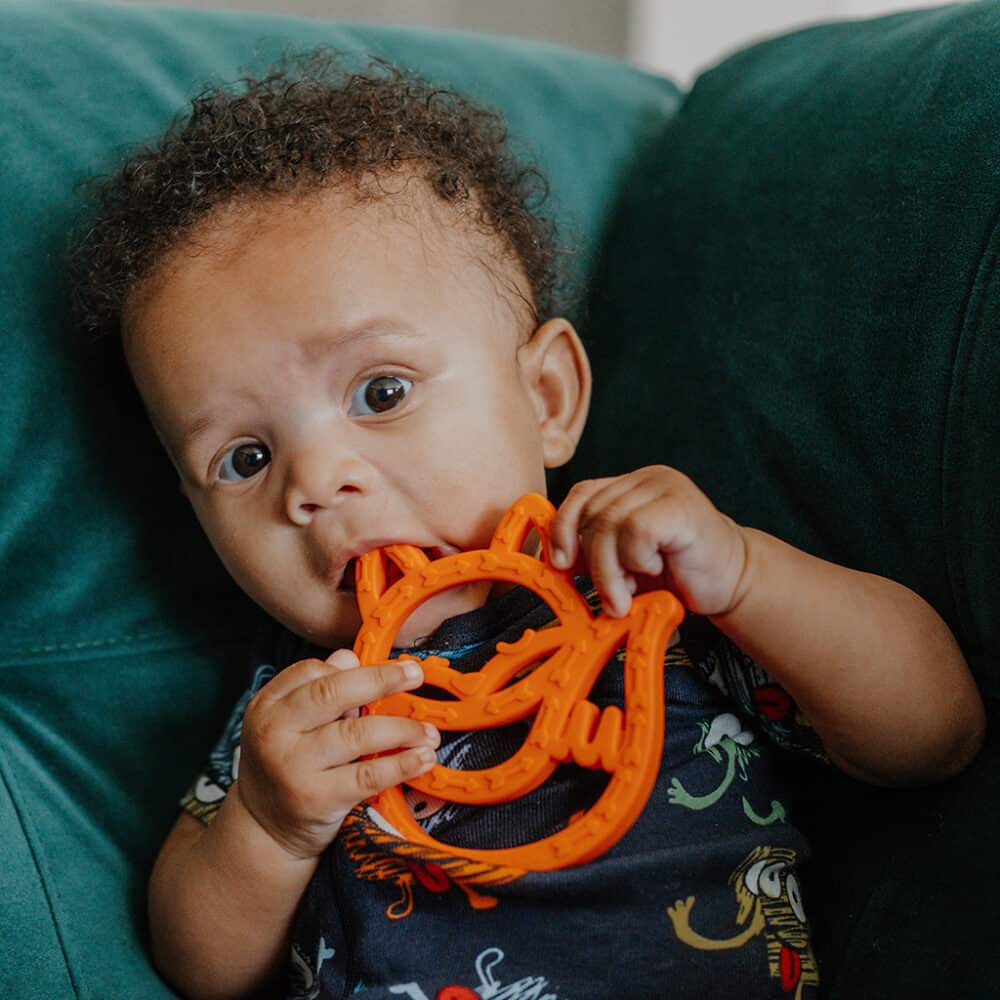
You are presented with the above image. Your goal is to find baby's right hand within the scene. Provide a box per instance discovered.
[234,648,440,860]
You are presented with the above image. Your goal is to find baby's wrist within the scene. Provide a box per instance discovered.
[220,780,329,873]
[705,520,755,622]
[180,783,323,974]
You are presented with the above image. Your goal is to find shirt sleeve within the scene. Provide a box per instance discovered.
[680,615,828,763]
[179,662,279,824]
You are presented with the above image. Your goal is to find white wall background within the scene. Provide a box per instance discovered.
[115,0,963,84]
[112,0,630,58]
[629,0,959,83]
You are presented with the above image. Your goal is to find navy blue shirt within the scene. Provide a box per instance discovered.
[183,585,824,999]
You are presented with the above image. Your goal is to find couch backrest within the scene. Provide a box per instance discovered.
[566,0,1000,691]
[560,3,1000,995]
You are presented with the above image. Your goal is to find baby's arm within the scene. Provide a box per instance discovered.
[148,651,439,1000]
[551,466,985,787]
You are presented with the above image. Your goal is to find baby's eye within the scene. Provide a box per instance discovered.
[349,375,413,416]
[218,442,271,481]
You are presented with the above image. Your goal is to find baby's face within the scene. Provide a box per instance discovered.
[124,185,584,647]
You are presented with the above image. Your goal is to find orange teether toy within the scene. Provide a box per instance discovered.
[352,493,684,870]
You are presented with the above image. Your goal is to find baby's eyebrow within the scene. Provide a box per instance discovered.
[297,322,419,362]
[179,411,220,451]
[175,324,422,455]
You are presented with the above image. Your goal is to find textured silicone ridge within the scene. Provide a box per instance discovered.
[353,493,684,870]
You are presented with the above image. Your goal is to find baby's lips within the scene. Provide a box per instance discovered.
[338,558,358,591]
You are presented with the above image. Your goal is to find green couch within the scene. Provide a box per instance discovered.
[2,0,997,996]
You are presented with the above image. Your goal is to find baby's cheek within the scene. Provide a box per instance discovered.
[221,546,318,634]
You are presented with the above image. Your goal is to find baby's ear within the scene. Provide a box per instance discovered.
[517,318,592,469]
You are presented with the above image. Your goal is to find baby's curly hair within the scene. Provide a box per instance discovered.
[71,51,561,338]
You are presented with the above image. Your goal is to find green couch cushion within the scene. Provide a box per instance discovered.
[0,2,679,996]
[570,3,1000,996]
[0,644,249,999]
[570,1,1000,682]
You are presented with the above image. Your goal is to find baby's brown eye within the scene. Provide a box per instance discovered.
[219,443,271,481]
[350,375,413,416]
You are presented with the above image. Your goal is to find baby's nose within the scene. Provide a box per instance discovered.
[283,445,369,525]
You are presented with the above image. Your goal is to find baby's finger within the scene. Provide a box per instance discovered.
[549,477,613,568]
[251,655,342,706]
[555,474,664,571]
[326,648,360,671]
[278,659,425,733]
[580,514,633,617]
[575,482,662,616]
[616,500,669,579]
[313,714,440,769]
[252,649,361,710]
[344,746,439,800]
[327,649,361,718]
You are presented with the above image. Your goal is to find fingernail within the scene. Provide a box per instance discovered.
[327,649,356,670]
[605,595,627,618]
[550,546,567,568]
[401,661,423,684]
[415,746,437,769]
[422,722,439,744]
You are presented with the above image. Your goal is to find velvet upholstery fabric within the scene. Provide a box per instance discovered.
[565,3,1000,996]
[3,0,998,996]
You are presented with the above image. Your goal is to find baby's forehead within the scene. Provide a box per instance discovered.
[164,180,537,331]
[125,180,536,373]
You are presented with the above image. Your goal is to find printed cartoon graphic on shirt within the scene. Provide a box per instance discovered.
[382,946,560,999]
[401,731,481,834]
[342,726,528,917]
[289,936,336,1000]
[667,846,819,998]
[341,805,525,918]
[693,635,827,763]
[667,712,787,826]
[181,662,278,823]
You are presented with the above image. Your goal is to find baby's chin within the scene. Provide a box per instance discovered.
[294,580,493,653]
[387,582,493,648]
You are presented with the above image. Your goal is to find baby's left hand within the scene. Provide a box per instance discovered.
[549,466,748,618]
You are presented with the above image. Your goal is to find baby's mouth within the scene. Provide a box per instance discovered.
[338,548,448,592]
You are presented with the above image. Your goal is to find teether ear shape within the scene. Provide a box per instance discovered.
[353,493,684,870]
[355,544,432,621]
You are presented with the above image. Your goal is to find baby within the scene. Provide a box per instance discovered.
[73,54,984,1000]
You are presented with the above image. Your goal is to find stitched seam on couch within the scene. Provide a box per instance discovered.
[941,196,1000,659]
[0,631,252,668]
[0,744,81,998]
